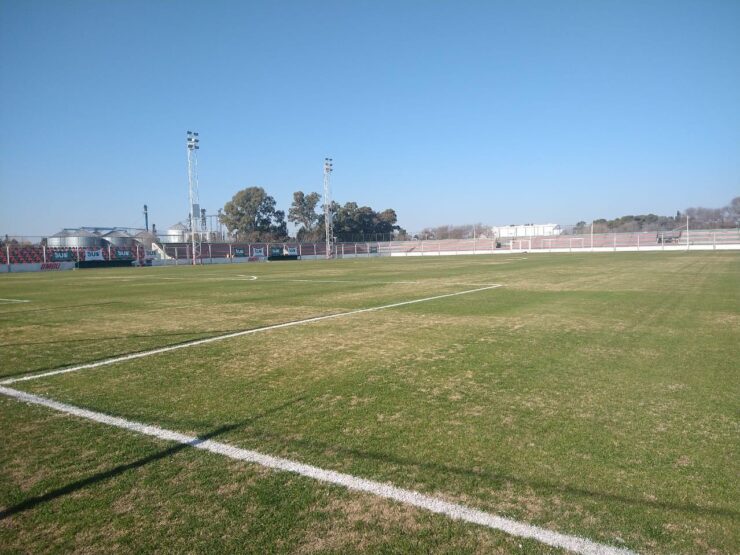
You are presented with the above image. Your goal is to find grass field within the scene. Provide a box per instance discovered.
[0,252,738,554]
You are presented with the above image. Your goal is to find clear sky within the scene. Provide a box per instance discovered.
[1,0,738,236]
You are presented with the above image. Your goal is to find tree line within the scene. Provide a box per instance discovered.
[571,197,740,234]
[415,224,488,241]
[218,187,406,242]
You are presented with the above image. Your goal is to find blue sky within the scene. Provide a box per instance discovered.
[1,0,738,236]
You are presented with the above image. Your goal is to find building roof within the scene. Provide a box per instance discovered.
[51,228,99,238]
[103,230,134,238]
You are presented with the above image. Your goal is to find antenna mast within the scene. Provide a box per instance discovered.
[323,157,333,259]
[186,131,200,265]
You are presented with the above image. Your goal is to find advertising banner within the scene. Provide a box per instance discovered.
[234,248,246,257]
[51,250,73,261]
[286,247,298,255]
[252,247,264,256]
[41,262,62,270]
[84,249,104,261]
[115,249,132,259]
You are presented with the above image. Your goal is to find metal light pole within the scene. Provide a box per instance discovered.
[591,221,594,251]
[186,131,200,265]
[686,214,690,250]
[323,157,333,259]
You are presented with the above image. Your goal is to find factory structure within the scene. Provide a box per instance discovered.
[0,218,227,272]
[44,220,222,250]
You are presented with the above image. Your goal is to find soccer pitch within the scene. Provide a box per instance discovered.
[1,253,738,553]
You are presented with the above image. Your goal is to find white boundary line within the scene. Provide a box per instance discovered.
[1,285,502,385]
[278,279,418,284]
[0,386,634,555]
[0,298,31,304]
[158,276,421,284]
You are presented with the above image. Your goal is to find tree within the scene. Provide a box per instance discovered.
[564,197,739,235]
[288,191,322,240]
[375,209,399,237]
[327,202,401,241]
[727,197,740,225]
[219,187,288,241]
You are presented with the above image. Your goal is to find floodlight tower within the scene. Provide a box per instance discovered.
[323,157,334,259]
[186,131,200,265]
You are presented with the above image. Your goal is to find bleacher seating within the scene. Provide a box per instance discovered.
[8,246,44,263]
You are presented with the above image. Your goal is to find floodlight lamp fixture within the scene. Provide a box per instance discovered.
[186,130,200,150]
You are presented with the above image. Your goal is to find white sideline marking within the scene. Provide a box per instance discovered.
[0,298,30,304]
[1,285,502,385]
[148,276,421,285]
[280,279,418,284]
[484,257,528,264]
[0,386,634,555]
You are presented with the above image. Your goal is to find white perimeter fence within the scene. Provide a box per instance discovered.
[1,228,739,272]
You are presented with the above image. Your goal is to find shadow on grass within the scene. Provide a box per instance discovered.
[0,396,305,520]
[245,428,739,520]
[2,397,735,523]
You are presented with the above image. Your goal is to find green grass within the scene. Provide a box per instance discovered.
[1,253,738,553]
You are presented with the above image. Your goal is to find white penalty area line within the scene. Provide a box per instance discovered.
[0,298,31,304]
[1,284,502,386]
[0,387,634,555]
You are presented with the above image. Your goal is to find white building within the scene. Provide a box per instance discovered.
[491,223,562,238]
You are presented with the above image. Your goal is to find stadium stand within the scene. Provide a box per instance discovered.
[9,246,44,263]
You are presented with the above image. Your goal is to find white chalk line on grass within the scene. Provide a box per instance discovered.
[279,278,419,284]
[483,257,528,264]
[159,276,421,285]
[0,386,634,555]
[1,285,502,385]
[0,298,31,304]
